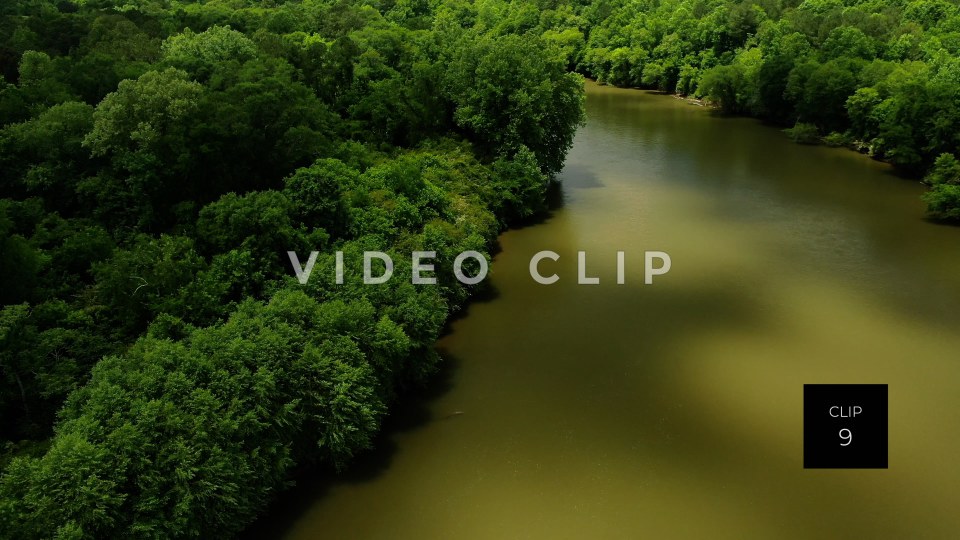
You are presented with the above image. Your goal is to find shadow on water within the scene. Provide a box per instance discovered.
[545,178,567,208]
[924,216,960,228]
[242,353,464,539]
[441,281,502,331]
[557,162,604,190]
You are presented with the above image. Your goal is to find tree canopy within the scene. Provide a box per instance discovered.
[0,1,584,537]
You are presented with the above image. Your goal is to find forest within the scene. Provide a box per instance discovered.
[0,0,583,537]
[1,0,959,537]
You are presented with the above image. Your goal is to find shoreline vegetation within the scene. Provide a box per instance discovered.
[569,0,960,221]
[603,78,941,183]
[673,93,708,106]
[632,84,904,172]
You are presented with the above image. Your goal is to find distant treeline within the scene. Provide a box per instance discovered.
[537,0,960,218]
[0,0,583,537]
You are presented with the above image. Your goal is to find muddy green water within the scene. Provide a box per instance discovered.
[263,81,960,538]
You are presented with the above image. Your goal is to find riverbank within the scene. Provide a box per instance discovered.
[593,79,936,193]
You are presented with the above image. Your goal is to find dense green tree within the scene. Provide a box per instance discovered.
[16,51,76,112]
[488,145,550,221]
[161,26,257,82]
[81,68,204,227]
[0,102,95,209]
[922,153,960,220]
[91,234,206,334]
[283,159,356,237]
[700,63,747,113]
[442,32,585,175]
[797,58,861,133]
[196,190,326,278]
[193,58,335,194]
[1,291,386,539]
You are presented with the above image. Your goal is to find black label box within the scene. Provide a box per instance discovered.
[803,384,888,469]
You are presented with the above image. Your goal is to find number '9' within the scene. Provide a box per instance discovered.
[839,428,853,446]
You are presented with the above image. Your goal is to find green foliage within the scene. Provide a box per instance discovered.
[161,26,257,81]
[92,234,206,333]
[443,32,585,175]
[81,68,204,227]
[489,145,550,221]
[923,183,960,219]
[922,153,960,219]
[1,102,95,209]
[17,51,76,111]
[823,131,851,147]
[700,64,747,114]
[821,27,877,60]
[784,122,821,144]
[798,59,862,133]
[198,192,300,254]
[83,68,202,169]
[282,159,356,237]
[2,291,386,538]
[924,153,960,186]
[0,0,586,536]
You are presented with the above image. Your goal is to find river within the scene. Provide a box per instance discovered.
[253,80,960,538]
